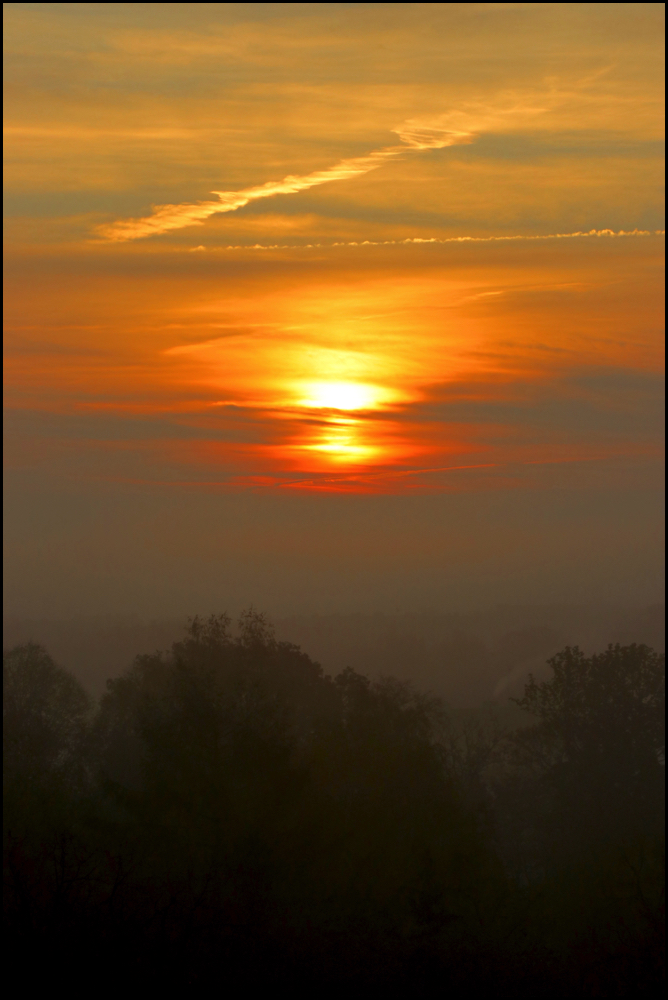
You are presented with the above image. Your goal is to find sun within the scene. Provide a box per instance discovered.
[296,381,394,411]
[282,378,413,467]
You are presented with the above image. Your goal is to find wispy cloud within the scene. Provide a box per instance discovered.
[96,123,474,242]
[188,229,665,252]
[98,98,615,243]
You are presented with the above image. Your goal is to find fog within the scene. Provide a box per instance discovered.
[4,602,665,704]
[4,471,664,621]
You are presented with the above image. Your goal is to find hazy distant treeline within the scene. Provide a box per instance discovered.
[4,602,664,701]
[3,611,665,992]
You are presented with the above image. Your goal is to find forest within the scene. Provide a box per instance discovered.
[3,611,665,994]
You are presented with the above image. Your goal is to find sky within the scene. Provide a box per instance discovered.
[3,2,665,620]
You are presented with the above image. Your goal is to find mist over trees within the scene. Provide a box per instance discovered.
[4,602,664,701]
[4,612,665,992]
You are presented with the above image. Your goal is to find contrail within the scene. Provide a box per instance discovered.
[97,122,472,242]
[96,121,474,242]
[95,100,664,246]
[188,228,665,251]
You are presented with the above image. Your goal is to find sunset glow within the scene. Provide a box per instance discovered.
[295,381,397,412]
[4,2,664,510]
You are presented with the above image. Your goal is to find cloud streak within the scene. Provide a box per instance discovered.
[188,229,665,252]
[96,125,473,242]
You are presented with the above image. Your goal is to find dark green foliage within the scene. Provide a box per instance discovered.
[3,622,665,992]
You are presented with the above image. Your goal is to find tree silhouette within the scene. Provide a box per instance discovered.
[3,622,665,993]
[4,642,91,790]
[511,643,665,851]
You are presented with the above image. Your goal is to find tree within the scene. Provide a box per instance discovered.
[4,644,98,950]
[89,611,499,982]
[3,643,91,791]
[509,643,665,854]
[505,644,666,989]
